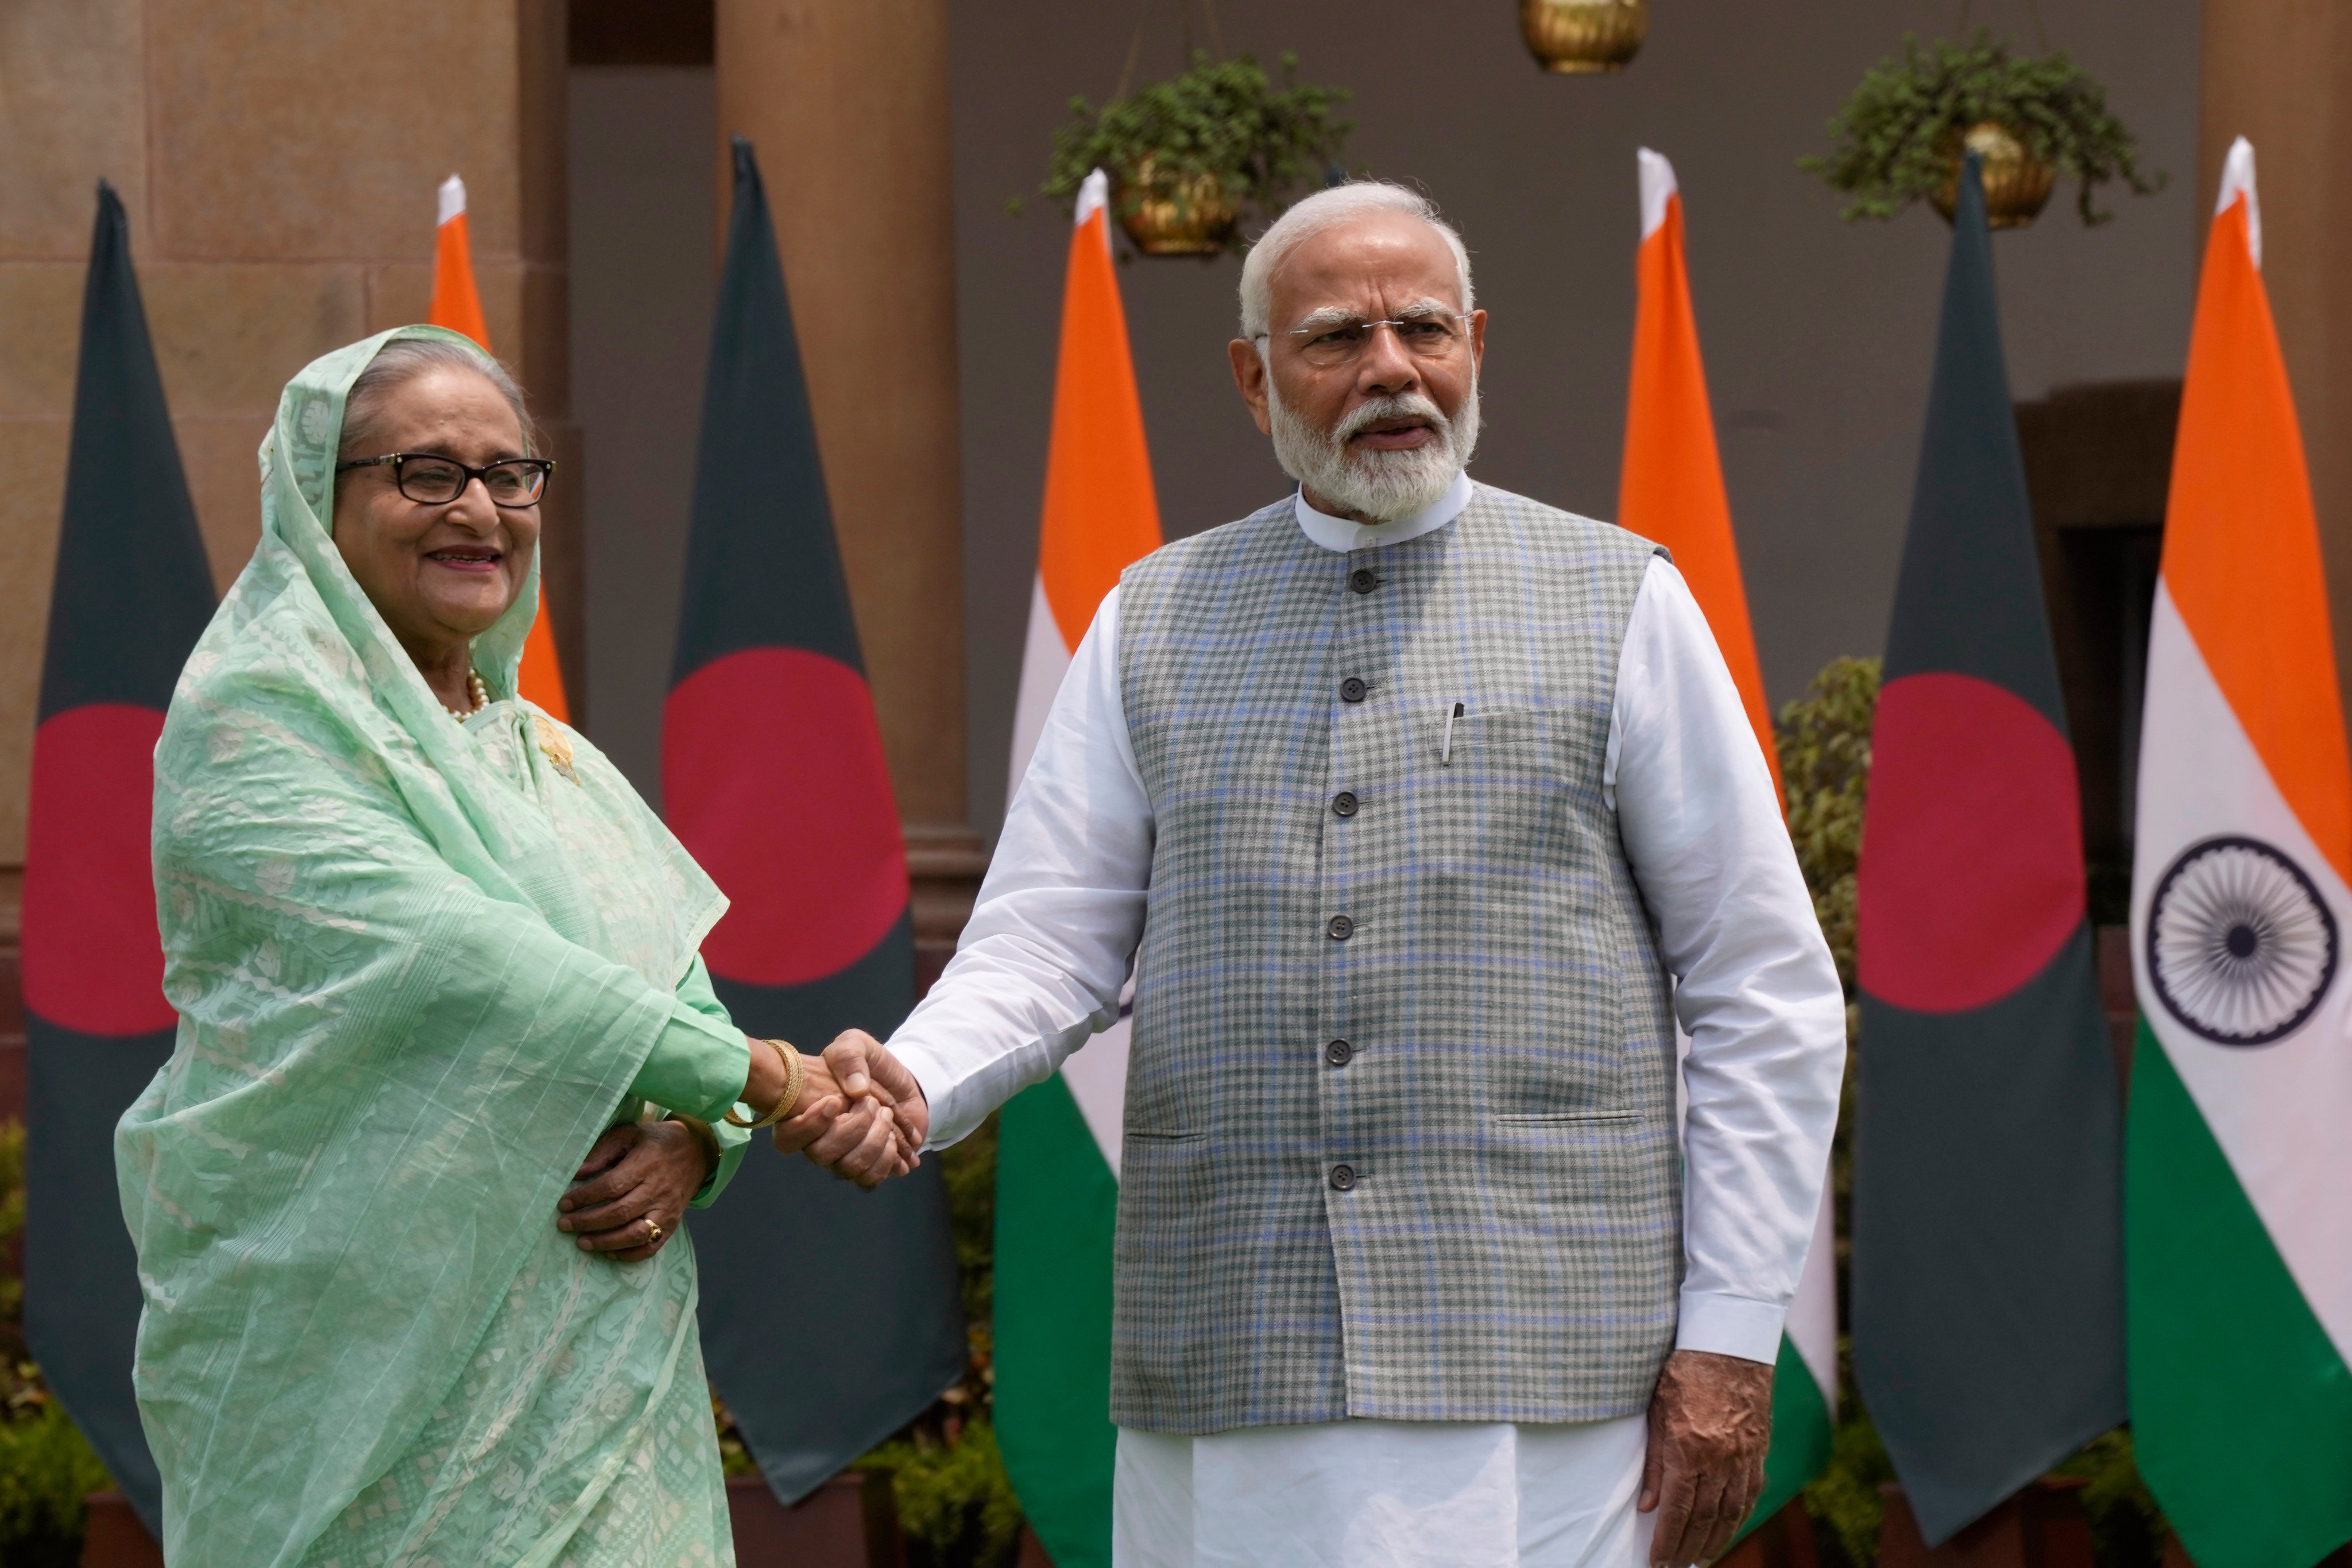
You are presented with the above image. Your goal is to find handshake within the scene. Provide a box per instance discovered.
[767,1031,929,1189]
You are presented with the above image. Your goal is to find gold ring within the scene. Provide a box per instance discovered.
[645,1221,663,1244]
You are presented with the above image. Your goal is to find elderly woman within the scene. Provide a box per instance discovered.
[114,326,907,1566]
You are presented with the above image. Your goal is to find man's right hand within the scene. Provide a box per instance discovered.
[775,1030,929,1188]
[770,1031,927,1188]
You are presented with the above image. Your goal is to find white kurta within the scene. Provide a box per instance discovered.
[891,473,1846,1567]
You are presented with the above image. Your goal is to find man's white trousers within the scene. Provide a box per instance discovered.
[1112,1414,1650,1568]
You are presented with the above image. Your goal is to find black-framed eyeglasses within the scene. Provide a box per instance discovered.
[335,452,555,508]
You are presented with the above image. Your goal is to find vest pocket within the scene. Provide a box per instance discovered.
[1492,1110,1641,1125]
[1426,705,1553,752]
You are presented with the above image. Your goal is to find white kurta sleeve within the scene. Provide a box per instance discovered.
[889,588,1155,1149]
[1606,557,1847,1365]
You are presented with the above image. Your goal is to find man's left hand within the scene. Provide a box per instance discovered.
[556,1120,714,1261]
[1640,1348,1774,1567]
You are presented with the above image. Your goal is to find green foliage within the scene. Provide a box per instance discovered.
[941,1112,1000,1334]
[858,1420,1024,1568]
[0,1395,111,1554]
[0,1123,24,1321]
[1803,1408,1894,1568]
[1043,52,1352,255]
[0,1121,113,1560]
[1801,31,2162,224]
[1778,655,1877,1001]
[2054,1430,2167,1568]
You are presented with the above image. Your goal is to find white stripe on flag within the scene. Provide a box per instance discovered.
[1008,573,1073,804]
[1062,998,1132,1177]
[2134,583,2352,1363]
[1790,1186,1838,1409]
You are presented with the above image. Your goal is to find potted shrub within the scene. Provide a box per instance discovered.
[1802,32,2162,229]
[1043,52,1352,258]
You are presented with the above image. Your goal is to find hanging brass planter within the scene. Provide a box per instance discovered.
[1519,0,1648,74]
[1116,160,1239,257]
[1929,121,2057,229]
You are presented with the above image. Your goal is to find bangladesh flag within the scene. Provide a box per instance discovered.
[22,183,218,1534]
[666,136,964,1503]
[1850,154,2125,1544]
[2127,138,2352,1568]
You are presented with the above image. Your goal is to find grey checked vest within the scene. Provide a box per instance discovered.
[1110,483,1681,1434]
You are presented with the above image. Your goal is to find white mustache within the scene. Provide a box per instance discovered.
[1332,393,1449,447]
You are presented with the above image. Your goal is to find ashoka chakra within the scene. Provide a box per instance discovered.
[2148,835,2338,1047]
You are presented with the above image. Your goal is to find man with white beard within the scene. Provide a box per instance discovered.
[818,182,1845,1568]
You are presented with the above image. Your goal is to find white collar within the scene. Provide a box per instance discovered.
[1291,469,1475,554]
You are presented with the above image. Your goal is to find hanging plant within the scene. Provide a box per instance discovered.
[1801,31,2163,229]
[1042,52,1353,258]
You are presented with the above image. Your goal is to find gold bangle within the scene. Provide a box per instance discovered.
[668,1113,725,1174]
[723,1038,802,1130]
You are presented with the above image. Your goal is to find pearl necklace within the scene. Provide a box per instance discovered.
[447,669,490,723]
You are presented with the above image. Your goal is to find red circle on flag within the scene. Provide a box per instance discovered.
[662,647,908,987]
[21,703,177,1036]
[1857,673,2085,1012]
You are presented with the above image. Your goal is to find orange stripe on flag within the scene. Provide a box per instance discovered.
[431,177,570,724]
[1038,208,1162,651]
[429,210,492,354]
[2163,195,2351,882]
[1618,180,1783,799]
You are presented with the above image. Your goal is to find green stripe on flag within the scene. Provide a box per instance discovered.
[2127,1017,2352,1568]
[1733,1331,1833,1546]
[995,1073,1119,1568]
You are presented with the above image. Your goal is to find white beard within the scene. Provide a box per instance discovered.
[1267,378,1480,524]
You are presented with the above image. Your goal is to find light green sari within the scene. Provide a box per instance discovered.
[118,328,738,1567]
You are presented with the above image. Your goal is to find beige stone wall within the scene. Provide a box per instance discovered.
[2201,1,2352,721]
[0,0,572,868]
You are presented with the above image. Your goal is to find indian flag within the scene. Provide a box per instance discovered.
[992,168,1162,1568]
[1618,149,1835,1533]
[2128,138,2352,1568]
[428,172,571,722]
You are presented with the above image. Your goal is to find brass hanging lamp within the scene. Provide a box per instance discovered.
[1519,0,1648,73]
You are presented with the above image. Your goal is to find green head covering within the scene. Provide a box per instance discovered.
[119,331,726,1565]
[265,324,536,707]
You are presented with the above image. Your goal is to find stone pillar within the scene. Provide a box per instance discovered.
[0,0,572,1104]
[2201,3,2352,700]
[714,0,985,983]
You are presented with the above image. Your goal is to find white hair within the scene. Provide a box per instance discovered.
[1239,181,1475,340]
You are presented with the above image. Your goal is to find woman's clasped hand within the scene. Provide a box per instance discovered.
[555,1033,924,1261]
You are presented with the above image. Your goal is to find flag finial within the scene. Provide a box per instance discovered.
[2216,135,2260,270]
[1636,148,1677,241]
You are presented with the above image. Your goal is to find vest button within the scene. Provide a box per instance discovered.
[1349,567,1379,594]
[1326,914,1355,940]
[1340,676,1367,703]
[1332,791,1358,817]
[1329,1163,1357,1191]
[1325,1038,1353,1066]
